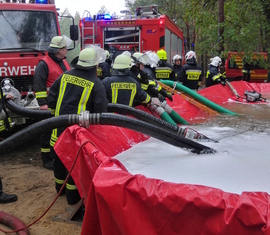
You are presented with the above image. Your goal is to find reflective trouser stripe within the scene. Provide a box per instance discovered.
[66,183,77,190]
[55,178,65,185]
[41,148,50,153]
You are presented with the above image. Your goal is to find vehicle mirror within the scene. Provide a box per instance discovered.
[70,25,79,41]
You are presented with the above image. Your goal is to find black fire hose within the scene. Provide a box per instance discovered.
[107,104,218,142]
[0,112,216,155]
[5,99,53,120]
[108,103,185,134]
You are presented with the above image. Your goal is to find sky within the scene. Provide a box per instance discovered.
[55,0,127,17]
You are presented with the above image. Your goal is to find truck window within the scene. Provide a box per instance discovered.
[0,10,58,50]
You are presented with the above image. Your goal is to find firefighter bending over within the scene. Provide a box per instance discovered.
[205,56,226,87]
[180,51,202,90]
[47,46,108,205]
[34,36,71,170]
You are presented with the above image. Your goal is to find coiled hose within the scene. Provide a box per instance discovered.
[0,112,216,154]
[0,211,29,235]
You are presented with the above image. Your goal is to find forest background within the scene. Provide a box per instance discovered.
[59,0,270,79]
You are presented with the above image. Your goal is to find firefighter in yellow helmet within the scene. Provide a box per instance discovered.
[155,49,175,81]
[47,46,108,205]
[102,54,155,107]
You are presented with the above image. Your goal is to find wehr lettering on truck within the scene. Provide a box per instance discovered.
[0,0,78,132]
[0,0,77,95]
[0,66,36,77]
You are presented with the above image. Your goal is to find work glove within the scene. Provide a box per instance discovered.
[159,88,173,102]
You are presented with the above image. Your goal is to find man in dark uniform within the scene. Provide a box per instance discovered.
[242,56,252,82]
[47,46,108,205]
[34,36,71,170]
[155,49,175,81]
[205,56,226,87]
[172,54,184,82]
[180,50,203,90]
[102,54,152,107]
[97,50,112,80]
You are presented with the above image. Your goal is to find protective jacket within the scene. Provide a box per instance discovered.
[173,64,184,82]
[181,59,202,90]
[97,60,111,80]
[155,61,175,80]
[102,69,151,107]
[34,53,70,106]
[205,65,224,87]
[48,67,108,147]
[242,57,252,82]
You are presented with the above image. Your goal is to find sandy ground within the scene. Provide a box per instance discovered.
[0,138,82,235]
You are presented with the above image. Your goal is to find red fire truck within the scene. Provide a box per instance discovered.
[79,5,185,63]
[224,52,269,83]
[0,0,78,94]
[0,0,78,132]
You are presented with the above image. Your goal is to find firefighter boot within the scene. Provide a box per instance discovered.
[0,191,18,204]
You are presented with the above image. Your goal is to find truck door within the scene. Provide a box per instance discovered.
[103,27,141,60]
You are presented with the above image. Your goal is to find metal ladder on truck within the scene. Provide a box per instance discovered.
[81,10,97,49]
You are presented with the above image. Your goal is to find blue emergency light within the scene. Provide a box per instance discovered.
[96,13,112,20]
[36,0,48,4]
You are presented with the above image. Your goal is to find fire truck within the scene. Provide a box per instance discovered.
[79,5,185,63]
[225,52,269,83]
[0,0,78,133]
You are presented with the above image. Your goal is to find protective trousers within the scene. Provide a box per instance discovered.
[51,147,81,205]
[40,131,53,165]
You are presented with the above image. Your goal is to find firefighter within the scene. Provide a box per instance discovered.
[33,35,71,170]
[47,46,108,205]
[131,52,173,102]
[180,50,203,90]
[242,56,252,82]
[102,54,156,107]
[155,49,175,81]
[0,178,17,204]
[205,56,226,87]
[97,50,112,80]
[172,54,183,82]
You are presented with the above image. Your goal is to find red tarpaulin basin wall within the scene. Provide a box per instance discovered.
[54,81,270,235]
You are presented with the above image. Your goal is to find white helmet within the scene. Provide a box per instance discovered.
[49,35,72,49]
[185,51,197,61]
[113,54,132,69]
[77,45,106,68]
[148,52,160,68]
[172,54,182,64]
[210,56,222,67]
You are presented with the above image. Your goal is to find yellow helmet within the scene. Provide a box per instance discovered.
[157,49,167,60]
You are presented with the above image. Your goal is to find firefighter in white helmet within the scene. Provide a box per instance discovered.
[205,56,226,87]
[34,35,71,170]
[97,50,112,80]
[47,46,108,205]
[180,50,203,90]
[172,54,183,82]
[102,54,156,107]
